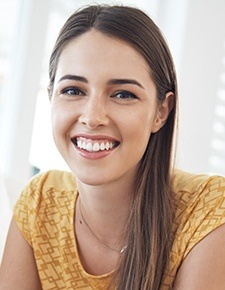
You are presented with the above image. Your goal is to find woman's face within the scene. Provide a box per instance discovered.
[51,30,166,186]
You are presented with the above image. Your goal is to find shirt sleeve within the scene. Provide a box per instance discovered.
[13,172,47,246]
[181,175,225,258]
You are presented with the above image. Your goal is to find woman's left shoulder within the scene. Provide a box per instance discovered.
[163,170,225,288]
[172,169,225,206]
[171,169,225,257]
[171,171,225,289]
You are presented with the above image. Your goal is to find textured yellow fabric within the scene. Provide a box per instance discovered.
[13,170,225,289]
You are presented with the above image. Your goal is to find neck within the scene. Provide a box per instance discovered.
[75,176,134,246]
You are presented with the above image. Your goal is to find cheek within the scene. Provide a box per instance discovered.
[51,103,73,140]
[119,109,154,147]
[126,108,156,133]
[51,105,61,136]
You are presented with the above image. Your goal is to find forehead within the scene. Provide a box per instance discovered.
[59,29,149,71]
[62,29,146,60]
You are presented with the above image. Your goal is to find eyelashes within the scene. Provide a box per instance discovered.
[59,86,139,102]
[61,87,85,96]
[111,91,138,100]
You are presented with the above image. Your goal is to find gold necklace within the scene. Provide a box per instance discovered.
[79,199,128,254]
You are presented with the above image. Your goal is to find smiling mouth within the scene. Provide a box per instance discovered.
[71,137,120,152]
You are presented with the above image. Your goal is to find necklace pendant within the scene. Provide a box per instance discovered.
[120,245,128,253]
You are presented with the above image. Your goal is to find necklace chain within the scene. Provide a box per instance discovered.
[79,199,127,254]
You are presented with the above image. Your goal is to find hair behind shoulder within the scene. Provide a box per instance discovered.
[49,4,177,289]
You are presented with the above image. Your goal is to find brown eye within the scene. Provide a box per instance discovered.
[62,87,84,96]
[112,91,138,100]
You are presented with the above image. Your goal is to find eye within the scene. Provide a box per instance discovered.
[61,87,85,96]
[112,91,138,100]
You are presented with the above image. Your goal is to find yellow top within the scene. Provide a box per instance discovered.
[13,170,225,289]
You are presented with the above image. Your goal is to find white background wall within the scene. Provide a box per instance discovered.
[1,0,225,261]
[178,0,225,174]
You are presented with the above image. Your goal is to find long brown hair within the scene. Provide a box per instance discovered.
[48,5,177,289]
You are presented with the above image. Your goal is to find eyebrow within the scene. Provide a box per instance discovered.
[58,74,88,83]
[107,79,144,89]
[58,74,144,89]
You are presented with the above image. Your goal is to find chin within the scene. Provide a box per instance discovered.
[75,176,113,187]
[69,167,113,187]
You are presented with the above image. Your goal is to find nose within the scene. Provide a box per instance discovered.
[78,96,109,129]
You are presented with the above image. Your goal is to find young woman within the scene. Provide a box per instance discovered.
[1,4,225,290]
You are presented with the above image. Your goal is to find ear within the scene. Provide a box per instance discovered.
[151,92,174,133]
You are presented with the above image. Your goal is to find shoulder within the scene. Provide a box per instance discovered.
[13,170,77,245]
[171,169,225,262]
[14,169,77,211]
[164,170,225,287]
[172,169,225,210]
[25,169,77,192]
[14,170,77,210]
[172,168,225,193]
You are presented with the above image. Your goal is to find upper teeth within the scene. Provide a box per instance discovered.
[77,140,114,152]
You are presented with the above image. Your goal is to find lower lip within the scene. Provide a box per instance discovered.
[74,145,117,160]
